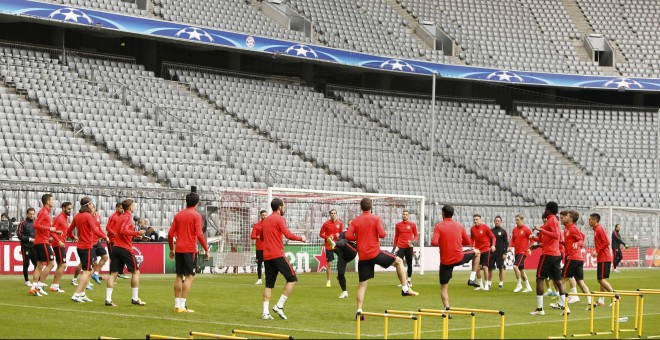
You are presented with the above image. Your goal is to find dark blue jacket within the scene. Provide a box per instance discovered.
[17,218,35,248]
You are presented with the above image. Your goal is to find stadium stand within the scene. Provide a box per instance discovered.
[395,0,602,74]
[576,0,660,77]
[153,0,309,42]
[285,0,443,62]
[43,0,147,16]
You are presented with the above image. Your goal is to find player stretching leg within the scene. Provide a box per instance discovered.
[319,209,343,287]
[335,220,357,298]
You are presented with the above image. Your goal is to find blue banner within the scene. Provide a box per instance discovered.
[2,0,659,91]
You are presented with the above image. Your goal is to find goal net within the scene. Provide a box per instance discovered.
[205,187,426,275]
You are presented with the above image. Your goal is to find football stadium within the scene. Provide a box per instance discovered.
[0,0,659,338]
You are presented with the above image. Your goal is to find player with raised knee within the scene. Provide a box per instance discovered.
[552,210,591,311]
[319,209,343,288]
[335,219,357,299]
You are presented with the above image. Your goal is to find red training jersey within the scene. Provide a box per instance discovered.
[50,212,69,248]
[250,221,265,251]
[394,220,418,249]
[33,206,52,245]
[67,212,107,249]
[113,212,140,251]
[106,211,122,244]
[564,223,585,261]
[320,219,344,250]
[431,218,472,265]
[261,211,302,261]
[168,207,209,253]
[510,224,532,254]
[531,214,561,256]
[593,224,613,262]
[470,224,495,252]
[345,211,386,261]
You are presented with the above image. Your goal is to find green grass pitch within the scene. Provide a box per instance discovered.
[1,269,659,339]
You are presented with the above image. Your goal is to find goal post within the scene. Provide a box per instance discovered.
[267,187,427,275]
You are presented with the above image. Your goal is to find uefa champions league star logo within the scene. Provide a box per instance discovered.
[487,70,524,82]
[48,8,93,24]
[175,27,214,42]
[284,44,318,58]
[380,59,415,72]
[603,78,643,89]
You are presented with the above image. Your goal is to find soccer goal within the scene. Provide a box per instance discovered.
[205,187,426,275]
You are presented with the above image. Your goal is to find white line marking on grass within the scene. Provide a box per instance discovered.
[0,303,356,336]
[385,312,660,337]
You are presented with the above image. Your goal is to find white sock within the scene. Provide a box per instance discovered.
[106,288,113,302]
[486,281,492,287]
[547,288,552,294]
[571,288,577,294]
[469,272,476,281]
[559,294,566,307]
[517,279,522,286]
[407,277,412,282]
[587,296,592,304]
[526,281,532,288]
[263,301,269,315]
[175,298,181,308]
[181,298,187,308]
[537,295,544,309]
[276,295,288,309]
[357,308,363,314]
[402,285,409,292]
[598,297,604,304]
[131,288,138,300]
[94,271,98,276]
[499,282,503,286]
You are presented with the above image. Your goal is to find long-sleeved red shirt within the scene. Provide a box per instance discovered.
[261,211,301,261]
[470,224,495,252]
[250,221,265,251]
[67,212,107,249]
[106,211,122,244]
[593,224,613,262]
[564,223,585,261]
[345,211,386,261]
[320,219,344,250]
[34,206,52,245]
[168,207,209,253]
[113,212,140,251]
[50,212,69,248]
[431,218,472,265]
[510,224,532,254]
[394,220,418,249]
[531,214,561,256]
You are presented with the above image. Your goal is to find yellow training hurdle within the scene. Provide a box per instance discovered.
[145,335,188,340]
[356,311,417,339]
[385,309,475,339]
[547,292,620,339]
[421,307,506,339]
[231,329,293,339]
[637,289,660,338]
[190,331,247,339]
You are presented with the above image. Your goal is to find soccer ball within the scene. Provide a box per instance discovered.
[48,8,93,24]
[487,71,524,82]
[175,27,214,42]
[379,59,415,72]
[284,44,318,58]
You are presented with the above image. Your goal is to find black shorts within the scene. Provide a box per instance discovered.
[514,254,527,269]
[336,240,358,262]
[264,257,297,288]
[358,251,397,282]
[92,243,107,258]
[536,255,562,281]
[110,247,138,273]
[325,248,335,262]
[34,243,54,263]
[396,247,414,260]
[439,251,476,285]
[562,259,584,280]
[175,252,197,276]
[21,246,37,266]
[479,251,491,267]
[53,246,66,265]
[489,252,505,270]
[77,248,94,271]
[107,242,115,256]
[255,250,263,262]
[597,262,611,280]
